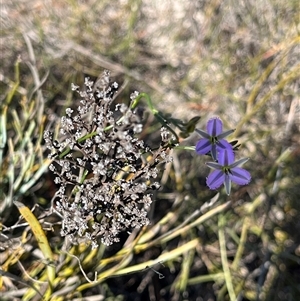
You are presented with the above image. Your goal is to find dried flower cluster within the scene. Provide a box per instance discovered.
[44,71,172,247]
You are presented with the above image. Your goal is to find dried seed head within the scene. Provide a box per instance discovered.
[45,70,172,247]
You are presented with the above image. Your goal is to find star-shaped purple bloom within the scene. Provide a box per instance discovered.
[206,148,251,195]
[195,117,234,161]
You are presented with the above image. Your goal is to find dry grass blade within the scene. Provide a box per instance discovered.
[13,201,55,300]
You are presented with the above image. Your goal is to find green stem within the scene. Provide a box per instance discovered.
[232,217,248,271]
[218,214,237,301]
[131,92,179,142]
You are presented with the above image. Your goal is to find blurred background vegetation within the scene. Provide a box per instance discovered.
[0,0,299,300]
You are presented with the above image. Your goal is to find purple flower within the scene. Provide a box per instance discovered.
[195,117,234,161]
[206,148,251,195]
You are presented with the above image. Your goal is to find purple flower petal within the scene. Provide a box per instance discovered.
[207,170,225,190]
[230,167,251,185]
[218,129,235,140]
[207,117,223,136]
[224,174,232,195]
[211,144,218,161]
[216,139,233,152]
[206,161,223,170]
[196,139,212,155]
[229,157,249,168]
[195,128,211,139]
[217,149,235,166]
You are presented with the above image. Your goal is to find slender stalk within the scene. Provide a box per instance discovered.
[218,214,237,301]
